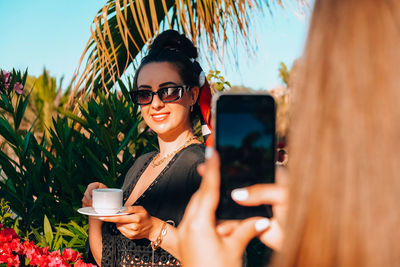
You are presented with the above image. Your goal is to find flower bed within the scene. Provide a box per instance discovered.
[0,224,95,267]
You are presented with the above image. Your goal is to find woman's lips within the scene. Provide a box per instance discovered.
[151,113,169,122]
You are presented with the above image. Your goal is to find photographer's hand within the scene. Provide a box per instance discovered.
[177,150,271,267]
[229,181,287,251]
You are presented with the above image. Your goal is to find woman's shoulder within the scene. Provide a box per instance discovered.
[176,143,205,163]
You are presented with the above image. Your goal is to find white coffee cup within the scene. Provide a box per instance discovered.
[92,188,123,214]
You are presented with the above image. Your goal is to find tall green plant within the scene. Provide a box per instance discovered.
[0,69,157,233]
[22,69,72,145]
[31,215,89,253]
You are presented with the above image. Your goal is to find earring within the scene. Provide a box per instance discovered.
[190,105,193,112]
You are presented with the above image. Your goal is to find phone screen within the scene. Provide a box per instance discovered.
[215,94,276,220]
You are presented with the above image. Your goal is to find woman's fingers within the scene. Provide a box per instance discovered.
[195,150,221,218]
[217,217,281,252]
[226,217,271,252]
[216,220,240,236]
[101,206,146,223]
[257,218,283,251]
[101,213,140,223]
[82,182,107,207]
[231,184,287,206]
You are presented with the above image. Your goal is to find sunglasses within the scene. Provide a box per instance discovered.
[130,85,191,105]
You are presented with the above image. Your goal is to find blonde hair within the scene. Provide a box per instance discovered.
[274,0,400,266]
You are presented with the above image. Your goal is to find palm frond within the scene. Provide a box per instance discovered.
[69,0,306,105]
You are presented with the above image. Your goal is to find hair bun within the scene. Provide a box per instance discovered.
[149,30,198,59]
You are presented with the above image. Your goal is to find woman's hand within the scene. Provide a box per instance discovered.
[84,182,108,266]
[177,151,271,267]
[223,183,287,250]
[101,206,160,241]
[82,182,107,207]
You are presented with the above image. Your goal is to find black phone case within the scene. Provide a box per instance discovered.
[213,93,276,220]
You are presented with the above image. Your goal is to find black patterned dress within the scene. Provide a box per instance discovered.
[100,144,204,266]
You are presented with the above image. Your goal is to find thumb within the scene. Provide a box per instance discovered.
[226,217,271,252]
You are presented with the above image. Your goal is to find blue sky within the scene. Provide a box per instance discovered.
[0,1,310,90]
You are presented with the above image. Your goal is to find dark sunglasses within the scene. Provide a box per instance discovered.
[130,85,191,105]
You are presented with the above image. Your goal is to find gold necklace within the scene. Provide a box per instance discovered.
[152,136,198,167]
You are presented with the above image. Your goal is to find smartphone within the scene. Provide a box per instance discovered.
[213,93,276,220]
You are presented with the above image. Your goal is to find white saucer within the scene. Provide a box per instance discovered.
[77,206,128,217]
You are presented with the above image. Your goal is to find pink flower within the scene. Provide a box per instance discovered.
[1,70,11,83]
[62,248,80,262]
[13,82,23,94]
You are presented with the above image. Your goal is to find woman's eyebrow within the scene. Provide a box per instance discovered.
[159,81,179,87]
[138,85,151,89]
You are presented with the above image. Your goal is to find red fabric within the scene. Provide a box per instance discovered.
[198,79,214,147]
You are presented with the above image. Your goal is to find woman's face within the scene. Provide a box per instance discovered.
[137,62,198,139]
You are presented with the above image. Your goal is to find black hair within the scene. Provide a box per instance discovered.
[133,30,203,90]
[133,30,204,131]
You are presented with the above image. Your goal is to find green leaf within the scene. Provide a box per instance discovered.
[62,111,88,126]
[118,79,131,102]
[43,215,53,247]
[53,225,63,250]
[0,94,13,112]
[67,235,80,248]
[56,227,75,237]
[116,119,140,155]
[14,94,30,130]
[0,150,20,181]
[68,220,88,238]
[53,236,63,251]
[21,132,32,158]
[0,117,19,146]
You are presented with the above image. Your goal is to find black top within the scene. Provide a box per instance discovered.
[101,143,205,266]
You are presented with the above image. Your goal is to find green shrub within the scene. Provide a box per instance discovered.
[0,69,157,233]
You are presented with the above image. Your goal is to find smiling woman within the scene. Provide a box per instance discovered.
[81,30,212,266]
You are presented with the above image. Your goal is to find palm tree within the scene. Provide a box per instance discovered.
[69,0,305,104]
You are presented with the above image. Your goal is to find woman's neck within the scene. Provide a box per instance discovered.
[157,129,197,157]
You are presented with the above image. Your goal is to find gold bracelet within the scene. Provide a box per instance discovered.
[150,220,175,250]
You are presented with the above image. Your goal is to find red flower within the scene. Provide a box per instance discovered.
[9,239,23,254]
[48,250,65,267]
[75,259,97,267]
[22,241,38,259]
[5,253,19,267]
[62,248,80,262]
[0,225,95,266]
[0,228,19,243]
